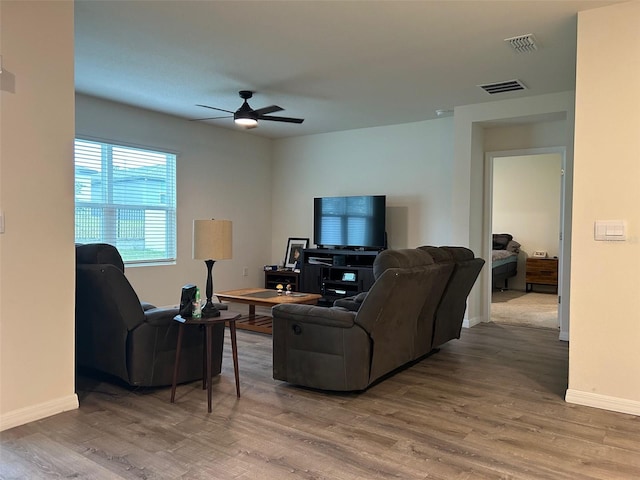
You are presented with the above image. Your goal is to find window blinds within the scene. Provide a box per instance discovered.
[74,139,176,264]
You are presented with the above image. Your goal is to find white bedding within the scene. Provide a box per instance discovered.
[492,249,518,262]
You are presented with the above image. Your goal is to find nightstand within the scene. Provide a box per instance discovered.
[525,257,558,293]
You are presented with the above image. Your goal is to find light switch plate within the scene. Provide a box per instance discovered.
[594,220,626,241]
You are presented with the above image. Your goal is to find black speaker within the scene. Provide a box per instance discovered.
[179,284,197,318]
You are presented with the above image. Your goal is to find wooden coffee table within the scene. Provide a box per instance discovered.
[215,288,322,334]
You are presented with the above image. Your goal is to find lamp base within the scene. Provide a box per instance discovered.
[201,301,221,318]
[201,259,221,317]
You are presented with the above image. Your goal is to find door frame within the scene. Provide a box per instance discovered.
[483,146,569,341]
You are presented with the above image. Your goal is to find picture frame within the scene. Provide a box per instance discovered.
[284,237,308,269]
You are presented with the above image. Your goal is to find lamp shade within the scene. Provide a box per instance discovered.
[193,219,232,260]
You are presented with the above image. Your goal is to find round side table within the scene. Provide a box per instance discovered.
[170,311,241,413]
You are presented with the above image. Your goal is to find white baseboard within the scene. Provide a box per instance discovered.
[462,315,484,329]
[0,394,79,432]
[565,389,640,417]
[559,329,569,342]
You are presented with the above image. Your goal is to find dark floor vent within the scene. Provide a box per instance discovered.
[478,79,527,95]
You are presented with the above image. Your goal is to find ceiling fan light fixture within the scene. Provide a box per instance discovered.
[234,117,258,127]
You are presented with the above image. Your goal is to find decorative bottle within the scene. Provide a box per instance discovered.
[192,288,202,318]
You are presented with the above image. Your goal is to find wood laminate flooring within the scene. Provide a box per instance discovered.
[2,323,640,479]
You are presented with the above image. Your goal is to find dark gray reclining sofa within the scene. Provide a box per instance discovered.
[271,247,484,391]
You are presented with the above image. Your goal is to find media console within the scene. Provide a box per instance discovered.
[299,248,381,306]
[264,270,300,291]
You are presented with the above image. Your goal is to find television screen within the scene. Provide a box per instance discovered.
[314,195,386,249]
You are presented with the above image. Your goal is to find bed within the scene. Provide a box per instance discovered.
[492,233,520,290]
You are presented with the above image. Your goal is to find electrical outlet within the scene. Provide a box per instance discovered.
[242,266,249,277]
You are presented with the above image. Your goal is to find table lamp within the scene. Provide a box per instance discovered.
[193,219,232,317]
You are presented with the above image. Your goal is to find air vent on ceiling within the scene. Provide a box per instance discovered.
[504,34,539,53]
[478,79,527,95]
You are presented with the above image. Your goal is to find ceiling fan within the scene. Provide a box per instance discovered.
[193,90,304,128]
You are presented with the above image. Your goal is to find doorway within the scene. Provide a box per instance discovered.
[485,148,567,337]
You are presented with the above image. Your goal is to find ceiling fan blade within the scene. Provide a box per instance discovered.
[196,104,235,114]
[252,105,283,116]
[190,115,233,121]
[257,115,304,124]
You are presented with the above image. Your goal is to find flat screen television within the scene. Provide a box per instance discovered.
[313,195,386,250]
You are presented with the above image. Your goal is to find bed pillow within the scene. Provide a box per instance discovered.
[492,233,513,250]
[506,240,521,253]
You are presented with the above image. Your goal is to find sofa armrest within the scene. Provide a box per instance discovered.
[333,291,368,311]
[141,301,156,311]
[332,298,359,311]
[272,304,356,328]
[353,291,368,303]
[143,306,181,327]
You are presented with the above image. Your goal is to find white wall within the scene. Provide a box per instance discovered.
[566,1,640,415]
[484,119,568,152]
[453,91,575,329]
[76,95,274,306]
[270,118,455,264]
[0,1,78,430]
[492,153,562,290]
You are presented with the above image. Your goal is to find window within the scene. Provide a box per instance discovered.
[74,138,176,264]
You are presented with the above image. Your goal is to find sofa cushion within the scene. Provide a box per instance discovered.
[418,245,453,263]
[372,248,434,279]
[440,246,475,261]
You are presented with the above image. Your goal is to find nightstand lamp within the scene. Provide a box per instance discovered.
[193,219,232,317]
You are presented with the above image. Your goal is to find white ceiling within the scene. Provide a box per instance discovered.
[74,0,624,139]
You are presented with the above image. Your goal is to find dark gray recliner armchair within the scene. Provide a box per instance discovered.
[271,248,453,391]
[75,243,224,387]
